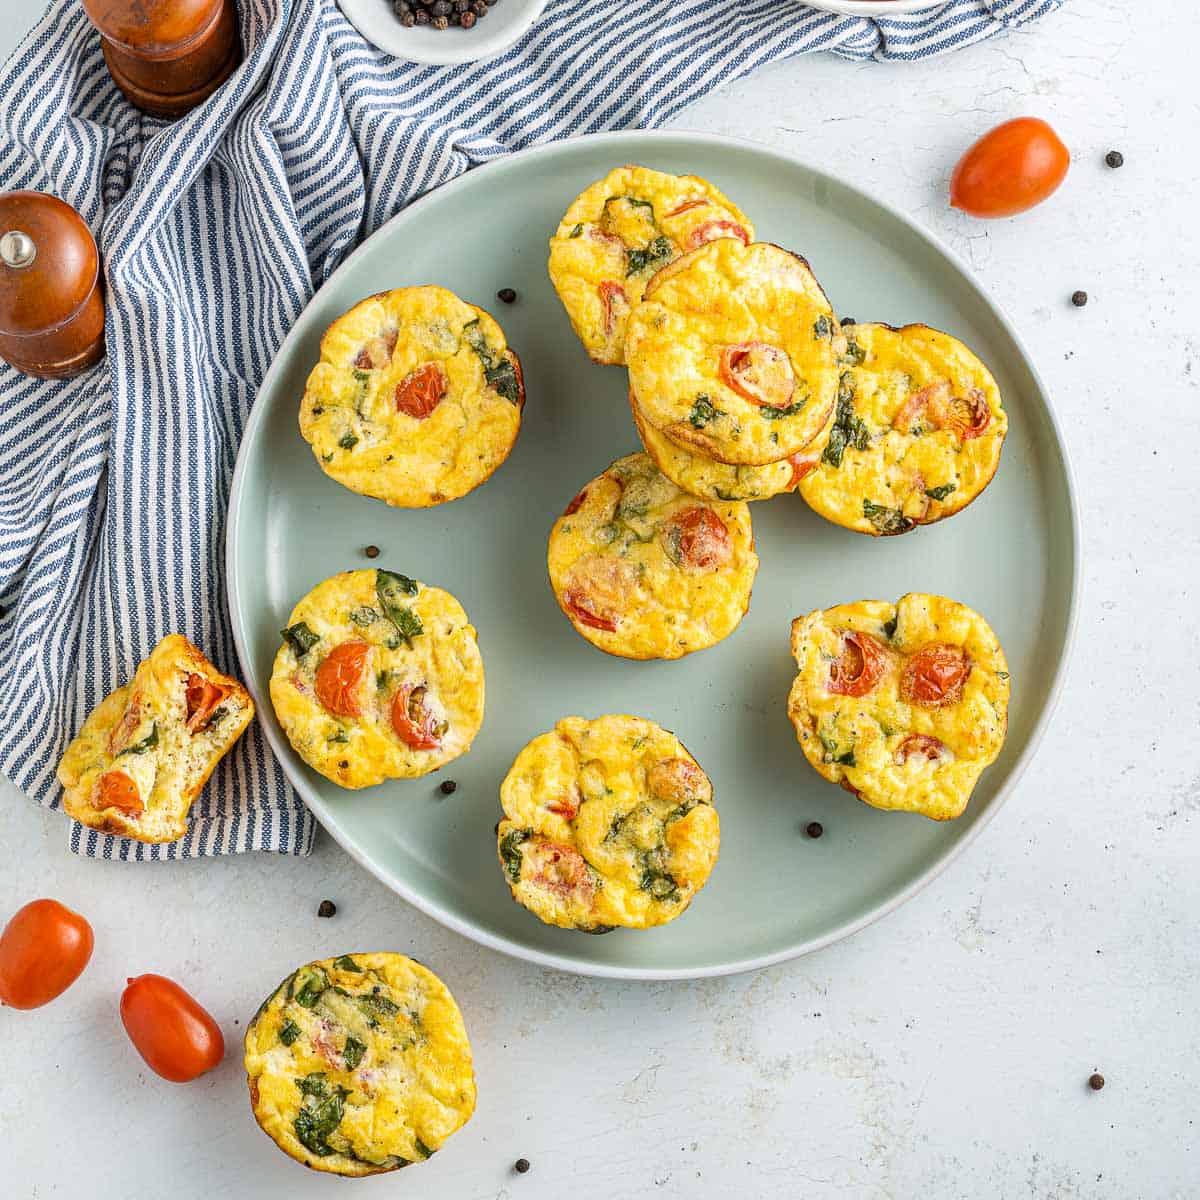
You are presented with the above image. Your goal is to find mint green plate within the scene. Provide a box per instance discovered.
[227,132,1078,980]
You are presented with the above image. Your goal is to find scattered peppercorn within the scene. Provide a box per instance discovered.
[514,1158,531,1174]
[364,544,380,558]
[1089,1073,1105,1091]
[1071,290,1088,307]
[318,900,337,918]
[840,316,856,327]
[497,287,517,304]
[394,0,496,28]
[1104,150,1124,169]
[805,821,823,839]
[440,779,458,795]
[460,10,476,26]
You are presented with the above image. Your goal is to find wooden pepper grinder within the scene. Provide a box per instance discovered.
[83,0,241,119]
[0,192,106,380]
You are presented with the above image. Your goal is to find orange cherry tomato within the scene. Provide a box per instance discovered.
[895,733,947,765]
[828,632,888,698]
[394,362,447,420]
[390,684,442,750]
[901,644,972,706]
[185,673,226,733]
[719,342,795,409]
[0,899,94,1009]
[314,641,370,718]
[950,117,1070,218]
[97,769,143,815]
[666,507,731,571]
[563,589,617,633]
[121,974,224,1083]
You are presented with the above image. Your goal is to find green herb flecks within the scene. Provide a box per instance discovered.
[352,370,369,385]
[484,356,521,404]
[327,730,349,745]
[813,314,833,340]
[882,615,898,640]
[343,1036,366,1071]
[818,731,855,767]
[499,828,531,883]
[414,1138,436,1160]
[689,394,719,428]
[294,1074,349,1158]
[281,621,320,658]
[842,337,866,366]
[349,606,378,627]
[356,991,401,1026]
[639,866,680,902]
[924,482,957,502]
[292,966,329,1009]
[279,1020,301,1047]
[997,671,1010,681]
[822,375,870,468]
[334,955,364,973]
[759,399,808,420]
[204,705,228,730]
[376,570,424,647]
[862,499,915,536]
[626,235,673,277]
[117,722,159,757]
[338,431,359,450]
[569,223,583,238]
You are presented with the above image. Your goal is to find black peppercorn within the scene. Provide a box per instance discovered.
[364,544,380,558]
[455,0,470,10]
[1089,1073,1105,1090]
[399,10,415,24]
[431,0,451,14]
[414,8,430,22]
[840,316,856,326]
[1071,290,1088,307]
[805,821,823,839]
[318,899,336,918]
[497,287,517,304]
[1104,150,1124,169]
[472,1,488,14]
[514,1158,531,1174]
[460,9,476,26]
[440,779,458,795]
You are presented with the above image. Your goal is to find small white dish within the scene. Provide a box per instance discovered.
[806,0,945,15]
[338,0,549,66]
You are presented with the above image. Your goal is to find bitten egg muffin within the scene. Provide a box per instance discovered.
[244,953,476,1177]
[497,715,720,931]
[547,452,758,660]
[630,383,832,503]
[547,165,755,364]
[269,569,484,788]
[57,635,254,843]
[787,593,1010,821]
[299,286,524,508]
[798,322,1007,535]
[626,239,842,465]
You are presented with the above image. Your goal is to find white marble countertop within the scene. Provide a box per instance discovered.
[2,2,1197,1197]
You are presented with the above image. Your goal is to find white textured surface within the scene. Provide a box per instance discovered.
[2,2,1197,1196]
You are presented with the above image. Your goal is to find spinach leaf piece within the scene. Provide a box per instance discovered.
[294,1080,349,1158]
[296,1072,328,1098]
[842,337,866,366]
[499,828,531,882]
[117,722,158,757]
[759,399,807,420]
[484,356,521,404]
[882,615,898,640]
[333,955,364,973]
[821,376,870,468]
[348,606,378,627]
[639,866,679,902]
[343,1036,366,1071]
[356,992,401,1024]
[281,621,320,658]
[568,223,583,238]
[279,1020,301,1047]
[862,499,915,536]
[924,482,957,502]
[626,235,673,277]
[833,749,856,766]
[812,314,832,340]
[352,369,370,385]
[338,431,358,450]
[292,966,329,1009]
[205,705,228,730]
[414,1138,436,1159]
[689,394,719,428]
[376,570,424,647]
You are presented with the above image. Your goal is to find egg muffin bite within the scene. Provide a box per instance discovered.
[244,953,476,1177]
[787,594,1010,821]
[299,286,524,508]
[497,715,720,931]
[547,452,758,660]
[798,322,1007,535]
[547,165,755,365]
[269,570,484,788]
[56,635,254,843]
[630,383,832,503]
[626,239,841,466]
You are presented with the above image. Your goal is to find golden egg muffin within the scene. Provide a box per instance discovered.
[630,383,833,503]
[798,322,1007,535]
[244,953,476,1177]
[269,569,484,788]
[547,452,758,660]
[497,715,720,931]
[547,165,755,365]
[787,593,1010,821]
[299,286,524,508]
[56,635,254,843]
[626,239,841,466]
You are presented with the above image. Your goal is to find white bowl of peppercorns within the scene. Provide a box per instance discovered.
[338,0,549,65]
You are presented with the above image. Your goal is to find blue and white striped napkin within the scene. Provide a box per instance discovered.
[0,0,1062,859]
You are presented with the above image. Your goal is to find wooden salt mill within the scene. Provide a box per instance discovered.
[83,0,241,119]
[0,192,106,380]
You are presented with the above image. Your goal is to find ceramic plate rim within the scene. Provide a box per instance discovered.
[226,129,1081,982]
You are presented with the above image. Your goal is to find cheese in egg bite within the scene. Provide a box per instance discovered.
[56,635,254,843]
[269,569,484,788]
[299,286,524,508]
[244,952,476,1177]
[626,239,841,466]
[547,452,758,660]
[497,715,720,931]
[630,383,831,503]
[787,593,1010,821]
[798,322,1007,535]
[547,165,755,364]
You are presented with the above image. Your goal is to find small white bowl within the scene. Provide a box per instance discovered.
[338,0,549,65]
[805,0,945,14]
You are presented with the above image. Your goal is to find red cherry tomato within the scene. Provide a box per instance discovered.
[828,632,888,698]
[895,733,947,765]
[666,507,732,571]
[185,673,226,733]
[391,684,442,750]
[96,769,143,815]
[901,644,972,706]
[121,974,224,1083]
[314,641,370,718]
[950,117,1070,218]
[0,899,94,1009]
[394,362,447,420]
[563,590,617,633]
[597,281,628,336]
[685,219,750,249]
[719,342,795,409]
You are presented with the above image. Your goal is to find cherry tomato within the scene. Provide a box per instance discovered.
[895,733,947,765]
[0,899,94,1009]
[314,641,370,717]
[901,644,972,706]
[563,488,588,516]
[120,974,224,1083]
[719,342,795,409]
[96,769,143,815]
[664,199,707,219]
[787,449,820,489]
[827,632,888,698]
[390,684,442,750]
[185,673,226,733]
[686,219,750,249]
[666,507,731,571]
[394,362,447,420]
[524,839,596,909]
[563,589,617,633]
[950,117,1070,218]
[597,281,627,336]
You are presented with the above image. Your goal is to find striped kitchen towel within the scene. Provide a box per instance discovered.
[0,0,1062,859]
